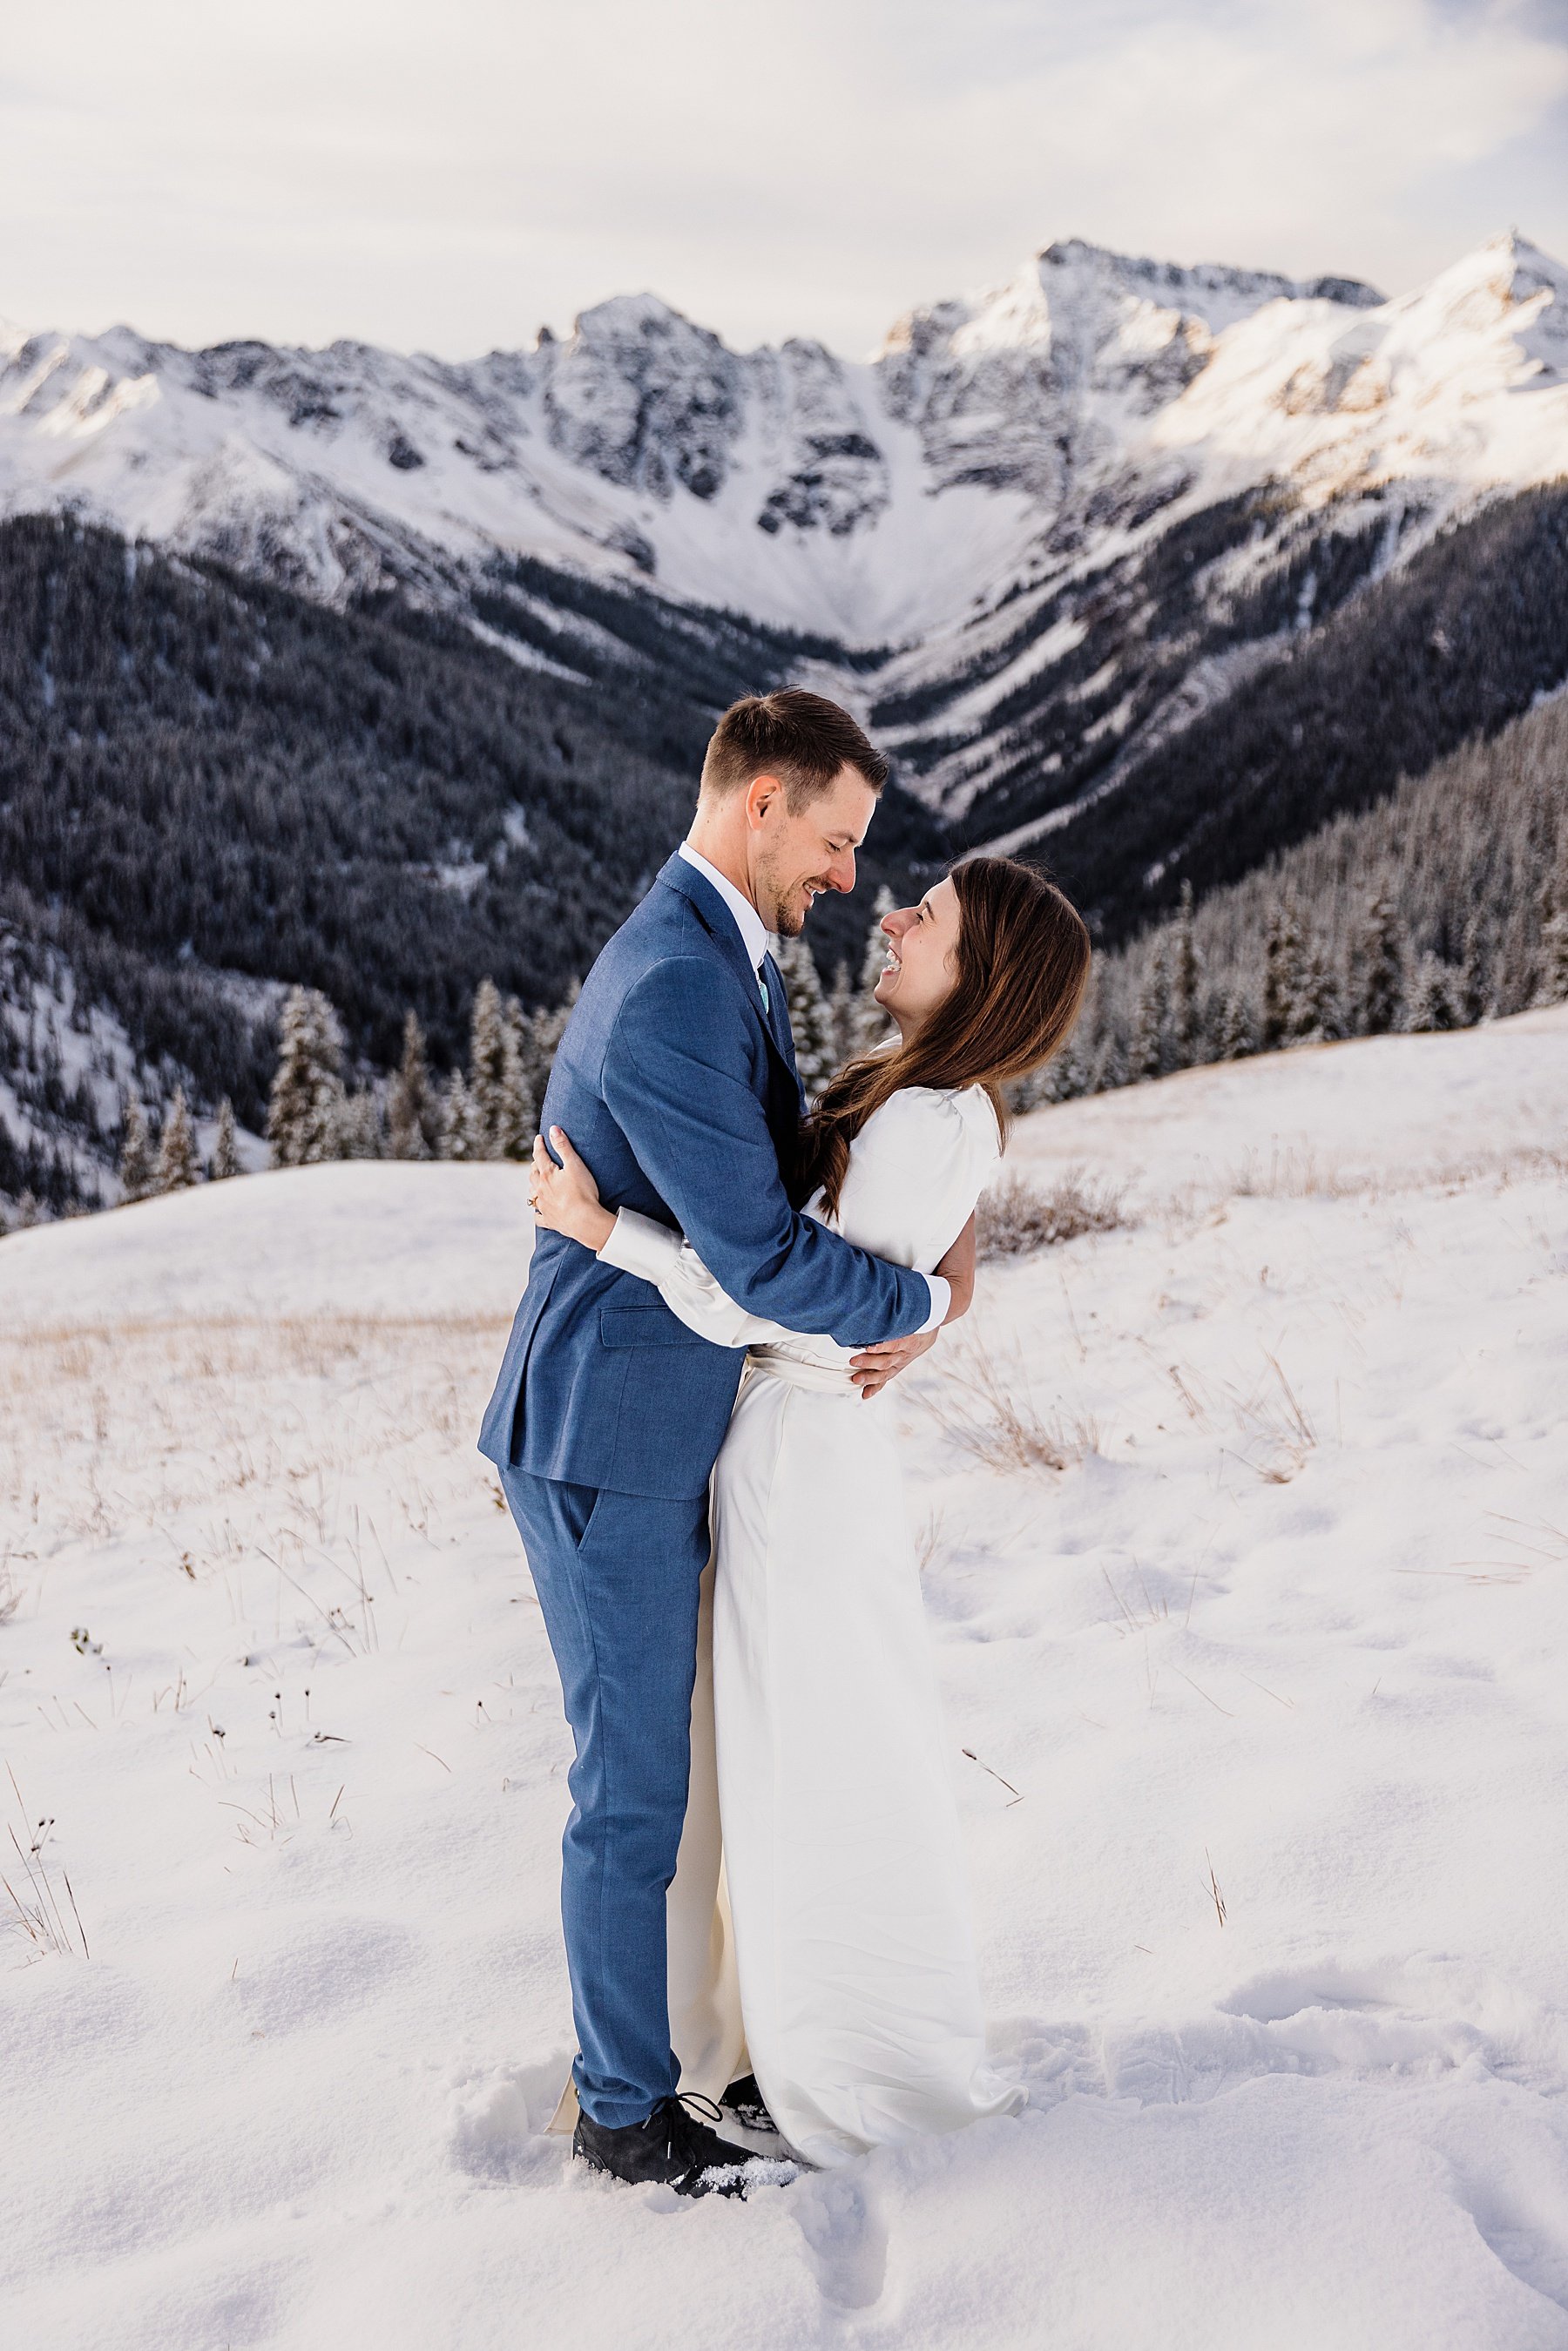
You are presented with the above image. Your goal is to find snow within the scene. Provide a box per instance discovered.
[2,1010,1567,2347]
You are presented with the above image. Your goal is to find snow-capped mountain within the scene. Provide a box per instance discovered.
[4,232,1566,1225]
[4,233,1563,665]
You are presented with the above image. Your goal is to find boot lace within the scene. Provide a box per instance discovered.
[646,2091,728,2169]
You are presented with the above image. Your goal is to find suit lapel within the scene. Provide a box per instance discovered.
[656,856,806,1138]
[760,951,794,1064]
[659,858,795,1076]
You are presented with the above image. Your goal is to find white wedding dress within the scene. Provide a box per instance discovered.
[598,1083,1025,2168]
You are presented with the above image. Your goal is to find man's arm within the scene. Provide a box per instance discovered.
[600,956,935,1348]
[849,1212,974,1400]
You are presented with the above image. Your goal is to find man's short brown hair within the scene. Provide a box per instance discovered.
[700,689,889,810]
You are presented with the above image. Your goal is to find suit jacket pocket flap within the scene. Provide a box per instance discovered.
[598,1305,708,1351]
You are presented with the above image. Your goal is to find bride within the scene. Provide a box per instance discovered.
[530,854,1090,2169]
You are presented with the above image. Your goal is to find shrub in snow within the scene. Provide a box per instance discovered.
[976,1169,1125,1262]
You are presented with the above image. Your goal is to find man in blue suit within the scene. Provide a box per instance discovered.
[478,690,971,2196]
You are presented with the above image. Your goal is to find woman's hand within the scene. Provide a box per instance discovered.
[529,1128,615,1253]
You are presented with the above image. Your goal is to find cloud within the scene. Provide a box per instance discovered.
[2,0,1565,355]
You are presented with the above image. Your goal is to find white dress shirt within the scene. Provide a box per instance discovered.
[672,841,948,1334]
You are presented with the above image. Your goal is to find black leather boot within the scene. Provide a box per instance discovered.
[720,2073,779,2135]
[573,2091,781,2198]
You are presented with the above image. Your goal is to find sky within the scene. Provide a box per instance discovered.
[3,0,1567,359]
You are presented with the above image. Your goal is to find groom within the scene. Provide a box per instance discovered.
[478,690,972,2196]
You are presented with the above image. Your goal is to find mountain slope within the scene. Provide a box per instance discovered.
[3,231,1565,1216]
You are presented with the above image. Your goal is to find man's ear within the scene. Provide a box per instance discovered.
[744,773,783,831]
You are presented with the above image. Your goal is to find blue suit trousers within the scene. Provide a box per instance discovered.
[501,1464,709,2127]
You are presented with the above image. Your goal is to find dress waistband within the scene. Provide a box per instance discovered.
[745,1347,857,1397]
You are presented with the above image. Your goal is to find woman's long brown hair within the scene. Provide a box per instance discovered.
[792,855,1092,1216]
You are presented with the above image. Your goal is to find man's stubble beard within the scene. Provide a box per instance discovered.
[754,850,806,939]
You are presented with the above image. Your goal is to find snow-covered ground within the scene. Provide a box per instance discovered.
[2,1010,1566,2349]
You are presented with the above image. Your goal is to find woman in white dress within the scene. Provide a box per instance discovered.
[530,855,1091,2169]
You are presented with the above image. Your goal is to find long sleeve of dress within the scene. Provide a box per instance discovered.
[597,1085,1000,1355]
[598,1209,792,1349]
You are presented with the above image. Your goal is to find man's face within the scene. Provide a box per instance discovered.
[748,766,878,937]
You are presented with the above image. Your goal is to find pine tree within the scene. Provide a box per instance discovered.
[776,936,841,1100]
[1170,882,1200,1065]
[1535,839,1568,1007]
[155,1087,200,1192]
[493,998,536,1161]
[847,888,896,1058]
[388,1011,436,1159]
[1357,890,1407,1035]
[118,1098,154,1203]
[438,1070,479,1161]
[1129,945,1168,1081]
[1456,914,1490,1026]
[1262,894,1306,1050]
[466,980,512,1159]
[1406,955,1461,1032]
[337,1091,384,1158]
[267,987,346,1165]
[827,962,855,1066]
[1213,988,1254,1062]
[212,1098,241,1179]
[1295,949,1343,1044]
[1093,1030,1128,1092]
[520,983,579,1120]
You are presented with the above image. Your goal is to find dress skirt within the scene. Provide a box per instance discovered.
[669,1354,1023,2168]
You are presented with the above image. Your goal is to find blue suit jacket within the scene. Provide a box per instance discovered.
[476,853,934,1499]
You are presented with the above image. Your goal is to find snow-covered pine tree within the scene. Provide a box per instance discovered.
[492,997,536,1161]
[212,1098,241,1180]
[827,963,855,1066]
[1213,988,1254,1062]
[776,936,841,1101]
[1535,839,1568,1006]
[438,1070,478,1161]
[1406,955,1462,1032]
[1357,889,1407,1036]
[519,984,578,1124]
[388,1011,436,1159]
[267,987,347,1165]
[1170,882,1200,1065]
[847,888,897,1058]
[1295,949,1343,1044]
[1458,914,1491,1027]
[1261,894,1306,1050]
[458,977,536,1159]
[337,1091,384,1158]
[466,979,510,1158]
[1129,945,1168,1081]
[118,1098,154,1202]
[1094,1030,1128,1091]
[154,1087,199,1192]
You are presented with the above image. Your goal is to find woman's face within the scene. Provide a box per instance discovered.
[874,875,963,1035]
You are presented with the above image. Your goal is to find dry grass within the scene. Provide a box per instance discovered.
[976,1169,1126,1263]
[925,1336,1099,1475]
[3,1767,88,1961]
[1223,1350,1319,1483]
